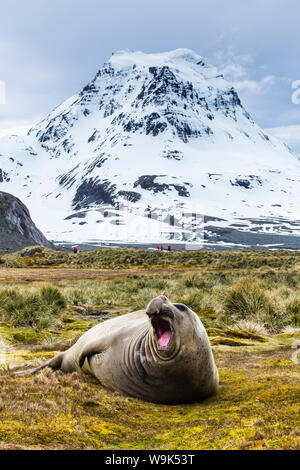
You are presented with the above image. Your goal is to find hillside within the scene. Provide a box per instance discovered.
[0,191,53,253]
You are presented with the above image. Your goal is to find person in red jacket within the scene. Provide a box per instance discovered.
[167,245,171,251]
[157,245,160,250]
[160,245,164,251]
[73,247,78,254]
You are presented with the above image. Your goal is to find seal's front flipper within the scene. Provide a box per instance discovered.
[78,339,107,369]
[14,352,64,377]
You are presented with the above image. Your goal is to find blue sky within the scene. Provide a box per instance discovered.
[0,0,299,150]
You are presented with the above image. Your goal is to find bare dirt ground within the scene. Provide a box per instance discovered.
[0,266,246,283]
[0,267,131,282]
[0,267,197,282]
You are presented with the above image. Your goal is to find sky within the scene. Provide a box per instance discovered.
[0,0,300,151]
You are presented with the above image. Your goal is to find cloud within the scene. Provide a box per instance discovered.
[266,125,300,153]
[233,75,276,94]
[0,80,5,104]
[220,63,247,80]
[214,47,276,95]
[0,124,31,138]
[0,0,299,134]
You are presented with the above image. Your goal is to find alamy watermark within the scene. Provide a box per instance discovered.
[291,340,300,365]
[291,80,300,105]
[90,201,205,248]
[0,80,5,105]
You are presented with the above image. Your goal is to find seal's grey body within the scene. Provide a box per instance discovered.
[24,296,218,403]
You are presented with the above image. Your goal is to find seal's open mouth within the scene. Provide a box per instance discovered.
[152,317,173,348]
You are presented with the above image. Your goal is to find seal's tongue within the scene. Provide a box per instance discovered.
[158,330,172,347]
[155,318,172,348]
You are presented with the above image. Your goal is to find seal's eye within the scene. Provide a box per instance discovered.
[173,303,187,312]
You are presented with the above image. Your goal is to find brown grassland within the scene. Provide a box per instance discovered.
[0,246,299,450]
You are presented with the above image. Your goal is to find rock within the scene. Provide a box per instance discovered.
[20,247,43,258]
[218,274,226,284]
[0,191,54,253]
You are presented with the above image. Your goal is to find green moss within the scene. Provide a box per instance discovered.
[210,336,251,346]
[63,320,95,331]
[198,307,216,319]
[222,329,268,342]
[0,325,55,345]
[207,327,224,336]
[266,359,294,367]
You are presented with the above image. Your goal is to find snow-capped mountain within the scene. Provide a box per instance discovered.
[0,48,300,248]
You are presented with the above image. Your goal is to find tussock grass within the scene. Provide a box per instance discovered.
[0,247,300,338]
[0,267,299,336]
[0,286,66,329]
[285,297,300,326]
[132,288,161,311]
[229,320,269,336]
[220,281,290,333]
[2,245,300,270]
[183,273,207,289]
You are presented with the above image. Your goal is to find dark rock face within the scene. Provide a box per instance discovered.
[134,175,169,193]
[0,191,53,253]
[0,169,10,183]
[133,175,191,197]
[72,178,117,210]
[230,175,263,189]
[20,246,43,257]
[231,178,252,189]
[162,150,183,161]
[117,191,142,203]
[64,211,87,220]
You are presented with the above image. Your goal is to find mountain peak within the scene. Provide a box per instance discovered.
[108,48,207,69]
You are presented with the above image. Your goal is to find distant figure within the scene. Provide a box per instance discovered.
[160,245,164,251]
[73,247,78,254]
[167,245,171,251]
[157,245,160,250]
[218,273,226,284]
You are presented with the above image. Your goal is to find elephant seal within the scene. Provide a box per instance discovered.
[20,295,219,403]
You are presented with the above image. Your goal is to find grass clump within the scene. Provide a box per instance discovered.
[0,286,66,329]
[220,281,284,333]
[131,288,160,311]
[67,289,88,305]
[285,298,300,327]
[230,320,268,336]
[183,274,207,289]
[223,282,273,318]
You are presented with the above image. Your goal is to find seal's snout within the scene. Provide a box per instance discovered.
[146,295,169,316]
